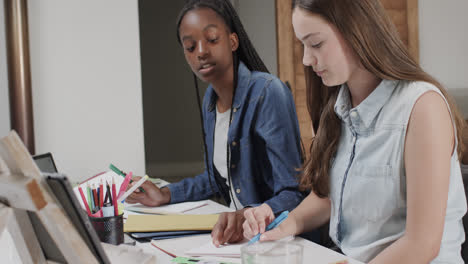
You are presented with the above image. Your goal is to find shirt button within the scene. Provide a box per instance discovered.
[236,188,241,194]
[231,164,236,169]
[350,111,357,118]
[232,141,237,147]
[233,108,237,113]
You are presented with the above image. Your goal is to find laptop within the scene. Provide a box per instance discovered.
[33,152,58,173]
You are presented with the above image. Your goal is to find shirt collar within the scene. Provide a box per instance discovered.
[334,79,399,128]
[207,61,251,112]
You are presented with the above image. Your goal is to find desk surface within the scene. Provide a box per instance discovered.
[126,199,363,264]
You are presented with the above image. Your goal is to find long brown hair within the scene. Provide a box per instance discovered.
[294,0,466,197]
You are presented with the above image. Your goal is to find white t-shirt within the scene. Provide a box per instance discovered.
[213,106,243,209]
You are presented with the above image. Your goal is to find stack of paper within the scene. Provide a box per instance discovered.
[124,214,219,232]
[130,230,211,239]
[125,200,208,215]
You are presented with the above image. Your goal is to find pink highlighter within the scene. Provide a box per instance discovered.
[117,171,133,200]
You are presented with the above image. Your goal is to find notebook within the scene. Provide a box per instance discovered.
[124,214,219,233]
[125,200,208,215]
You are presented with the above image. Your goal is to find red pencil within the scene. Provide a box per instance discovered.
[151,241,177,258]
[99,179,104,208]
[92,185,99,209]
[112,177,118,216]
[78,186,92,216]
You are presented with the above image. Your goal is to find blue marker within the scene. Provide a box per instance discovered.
[248,210,289,245]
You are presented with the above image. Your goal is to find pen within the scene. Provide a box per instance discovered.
[109,163,145,193]
[248,210,289,245]
[117,175,148,203]
[105,180,111,203]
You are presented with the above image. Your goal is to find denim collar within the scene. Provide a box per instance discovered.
[334,79,399,128]
[206,61,251,112]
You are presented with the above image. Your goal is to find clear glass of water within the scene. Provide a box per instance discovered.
[241,241,303,264]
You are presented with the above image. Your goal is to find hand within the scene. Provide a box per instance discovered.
[211,208,247,247]
[125,176,171,207]
[256,220,294,242]
[242,203,275,239]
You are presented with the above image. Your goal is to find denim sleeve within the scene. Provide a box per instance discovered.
[253,78,304,214]
[166,169,220,204]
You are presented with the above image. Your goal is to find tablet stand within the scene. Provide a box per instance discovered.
[0,131,99,263]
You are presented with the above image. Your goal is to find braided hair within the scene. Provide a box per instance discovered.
[176,0,269,208]
[176,0,269,73]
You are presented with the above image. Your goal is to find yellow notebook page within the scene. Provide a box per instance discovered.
[124,214,219,232]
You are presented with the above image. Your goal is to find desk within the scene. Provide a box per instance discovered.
[127,200,364,264]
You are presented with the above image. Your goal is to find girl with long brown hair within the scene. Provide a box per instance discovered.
[243,0,466,262]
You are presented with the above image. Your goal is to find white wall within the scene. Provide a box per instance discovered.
[419,0,468,90]
[235,0,278,76]
[27,0,145,182]
[0,3,10,138]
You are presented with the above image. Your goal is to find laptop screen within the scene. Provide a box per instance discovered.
[33,152,58,173]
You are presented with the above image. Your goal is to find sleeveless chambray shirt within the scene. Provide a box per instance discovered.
[329,79,466,263]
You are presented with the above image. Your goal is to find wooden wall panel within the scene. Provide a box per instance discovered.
[406,0,419,62]
[276,0,314,152]
[276,0,296,98]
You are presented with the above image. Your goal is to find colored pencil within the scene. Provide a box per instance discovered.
[112,177,118,216]
[78,186,91,216]
[99,179,104,208]
[92,184,99,209]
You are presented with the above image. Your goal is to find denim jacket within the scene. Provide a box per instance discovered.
[167,61,304,214]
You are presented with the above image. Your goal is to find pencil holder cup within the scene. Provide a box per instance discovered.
[89,214,124,245]
[241,241,303,264]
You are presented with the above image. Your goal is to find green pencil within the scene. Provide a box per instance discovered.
[86,183,93,211]
[109,163,145,193]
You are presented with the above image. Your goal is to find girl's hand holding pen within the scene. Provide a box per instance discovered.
[125,176,171,207]
[243,204,296,242]
[243,203,275,238]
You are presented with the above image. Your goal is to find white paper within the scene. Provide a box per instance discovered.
[185,240,247,258]
[125,200,208,215]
